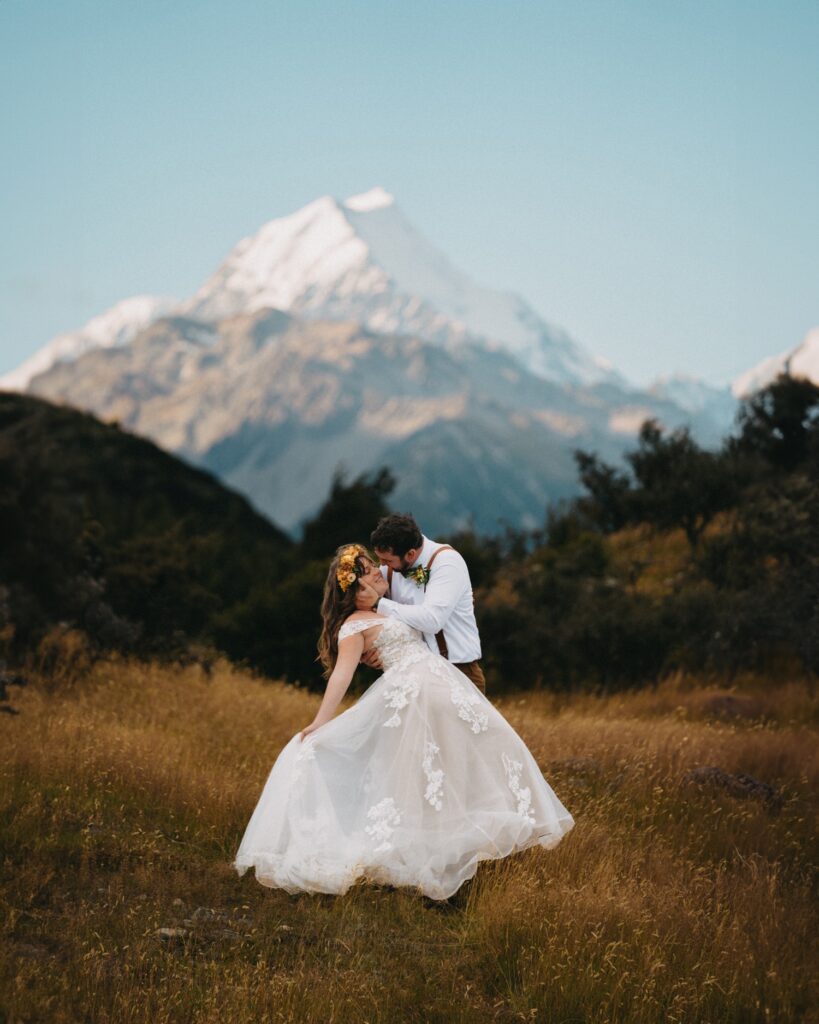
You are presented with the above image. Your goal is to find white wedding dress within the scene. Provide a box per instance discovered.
[233,617,574,900]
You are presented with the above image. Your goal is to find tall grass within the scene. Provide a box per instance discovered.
[2,657,817,1022]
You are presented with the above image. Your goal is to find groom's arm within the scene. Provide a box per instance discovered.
[377,554,467,634]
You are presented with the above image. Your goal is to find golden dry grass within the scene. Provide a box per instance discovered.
[2,658,817,1023]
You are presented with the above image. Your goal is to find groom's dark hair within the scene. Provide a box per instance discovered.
[371,513,423,556]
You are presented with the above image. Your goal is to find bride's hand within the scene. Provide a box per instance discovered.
[299,720,323,741]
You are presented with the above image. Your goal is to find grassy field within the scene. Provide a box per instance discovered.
[2,656,817,1023]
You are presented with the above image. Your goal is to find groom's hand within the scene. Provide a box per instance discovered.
[355,579,380,611]
[361,647,383,670]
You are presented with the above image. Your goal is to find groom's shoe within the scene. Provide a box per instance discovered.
[446,877,474,909]
[423,878,473,913]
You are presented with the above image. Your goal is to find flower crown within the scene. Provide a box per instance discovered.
[336,544,368,593]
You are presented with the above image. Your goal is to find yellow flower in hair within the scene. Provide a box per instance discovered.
[336,544,368,592]
[338,569,357,591]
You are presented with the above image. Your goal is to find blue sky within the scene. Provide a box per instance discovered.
[1,0,817,387]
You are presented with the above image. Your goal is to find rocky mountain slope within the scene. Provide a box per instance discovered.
[24,307,721,535]
[0,294,178,391]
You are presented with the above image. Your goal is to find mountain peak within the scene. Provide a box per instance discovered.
[3,187,618,394]
[343,187,395,212]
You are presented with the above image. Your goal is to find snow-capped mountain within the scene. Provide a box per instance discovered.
[0,294,177,390]
[1,185,762,534]
[175,187,618,388]
[732,326,819,397]
[2,187,620,394]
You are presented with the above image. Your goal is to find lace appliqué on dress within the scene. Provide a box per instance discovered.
[372,620,430,726]
[365,797,401,853]
[290,739,316,783]
[373,620,428,669]
[338,617,383,642]
[382,674,422,727]
[422,740,444,810]
[447,671,489,734]
[502,753,535,824]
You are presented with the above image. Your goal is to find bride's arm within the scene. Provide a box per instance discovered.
[300,633,365,740]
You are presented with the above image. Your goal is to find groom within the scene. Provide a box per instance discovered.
[356,513,486,693]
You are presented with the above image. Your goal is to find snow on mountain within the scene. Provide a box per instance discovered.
[648,372,737,439]
[0,294,177,390]
[649,373,728,414]
[732,327,819,397]
[343,185,395,212]
[177,195,375,322]
[177,187,617,388]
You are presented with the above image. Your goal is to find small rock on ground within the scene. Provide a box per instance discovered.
[683,765,782,809]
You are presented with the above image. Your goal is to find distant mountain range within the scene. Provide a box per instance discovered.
[3,186,810,535]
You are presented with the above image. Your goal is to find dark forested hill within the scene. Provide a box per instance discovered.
[0,391,294,666]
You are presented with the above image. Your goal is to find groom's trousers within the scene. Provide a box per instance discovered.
[434,628,486,694]
[455,660,486,694]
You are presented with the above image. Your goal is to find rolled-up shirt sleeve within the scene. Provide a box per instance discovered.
[378,555,467,634]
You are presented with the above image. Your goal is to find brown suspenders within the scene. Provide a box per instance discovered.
[387,546,453,659]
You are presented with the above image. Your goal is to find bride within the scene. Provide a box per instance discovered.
[233,544,575,900]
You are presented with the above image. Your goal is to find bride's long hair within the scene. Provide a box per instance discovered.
[317,544,374,678]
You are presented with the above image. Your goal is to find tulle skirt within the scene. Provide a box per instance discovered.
[233,656,574,900]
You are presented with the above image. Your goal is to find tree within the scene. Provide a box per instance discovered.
[299,467,396,559]
[573,450,634,533]
[626,420,735,550]
[732,373,819,472]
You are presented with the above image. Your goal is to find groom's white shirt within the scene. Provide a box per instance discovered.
[377,536,482,663]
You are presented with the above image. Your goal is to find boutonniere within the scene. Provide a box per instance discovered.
[404,565,431,588]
